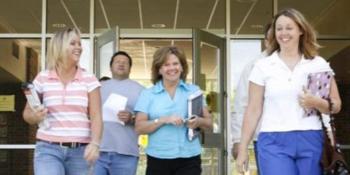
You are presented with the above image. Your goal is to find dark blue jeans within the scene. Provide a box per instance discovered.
[94,152,138,175]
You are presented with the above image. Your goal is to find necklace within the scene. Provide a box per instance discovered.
[278,53,302,71]
[284,59,300,71]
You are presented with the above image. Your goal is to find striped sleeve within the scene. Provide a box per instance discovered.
[85,73,101,92]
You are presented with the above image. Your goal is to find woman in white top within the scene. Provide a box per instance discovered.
[236,8,341,175]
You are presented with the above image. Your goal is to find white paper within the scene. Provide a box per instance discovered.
[102,93,128,125]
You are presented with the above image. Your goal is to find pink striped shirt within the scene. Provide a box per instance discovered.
[33,68,100,143]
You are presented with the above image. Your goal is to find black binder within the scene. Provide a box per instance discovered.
[187,90,203,141]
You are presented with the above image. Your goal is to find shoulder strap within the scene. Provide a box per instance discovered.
[318,99,342,152]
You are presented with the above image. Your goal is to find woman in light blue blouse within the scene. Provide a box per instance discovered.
[134,46,212,175]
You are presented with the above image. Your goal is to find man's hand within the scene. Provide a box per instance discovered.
[117,110,133,123]
[232,142,240,159]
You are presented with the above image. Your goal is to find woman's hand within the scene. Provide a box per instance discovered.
[161,115,184,126]
[299,81,341,114]
[84,143,100,164]
[299,86,319,109]
[186,115,201,129]
[34,107,48,123]
[236,145,249,174]
[23,103,48,125]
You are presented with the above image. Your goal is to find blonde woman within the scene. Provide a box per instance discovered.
[236,8,341,175]
[23,28,102,175]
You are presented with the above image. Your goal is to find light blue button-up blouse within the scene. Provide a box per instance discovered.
[134,80,203,159]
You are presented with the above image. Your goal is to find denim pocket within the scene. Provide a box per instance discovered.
[34,141,48,158]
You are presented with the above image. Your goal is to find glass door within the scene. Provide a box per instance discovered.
[0,39,41,175]
[95,26,119,78]
[193,29,226,175]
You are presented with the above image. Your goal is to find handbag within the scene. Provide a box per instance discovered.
[319,101,349,175]
[306,71,349,174]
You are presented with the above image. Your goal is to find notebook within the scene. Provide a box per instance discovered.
[305,71,332,117]
[187,90,203,141]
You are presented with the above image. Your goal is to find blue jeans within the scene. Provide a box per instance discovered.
[94,152,138,175]
[34,141,90,175]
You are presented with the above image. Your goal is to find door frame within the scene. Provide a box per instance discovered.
[193,28,227,175]
[95,26,119,78]
[94,28,228,175]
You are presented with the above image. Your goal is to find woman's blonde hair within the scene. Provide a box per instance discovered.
[47,28,81,69]
[266,8,320,59]
[151,46,188,84]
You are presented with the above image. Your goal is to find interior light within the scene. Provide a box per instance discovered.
[151,24,166,28]
[52,23,67,28]
[250,24,263,29]
[236,0,257,3]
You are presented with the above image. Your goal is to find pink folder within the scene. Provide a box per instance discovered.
[305,71,332,117]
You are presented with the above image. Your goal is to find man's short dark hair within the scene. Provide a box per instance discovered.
[109,51,132,67]
[99,76,111,82]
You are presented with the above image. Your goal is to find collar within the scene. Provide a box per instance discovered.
[48,66,84,81]
[152,80,190,94]
[270,51,310,66]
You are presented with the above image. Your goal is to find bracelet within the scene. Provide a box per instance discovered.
[90,141,100,148]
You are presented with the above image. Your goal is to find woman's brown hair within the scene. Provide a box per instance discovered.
[151,46,188,84]
[266,8,320,59]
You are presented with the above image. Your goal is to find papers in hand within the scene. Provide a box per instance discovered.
[305,71,332,117]
[187,90,203,141]
[102,93,128,125]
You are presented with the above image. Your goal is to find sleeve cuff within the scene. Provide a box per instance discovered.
[232,139,241,145]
